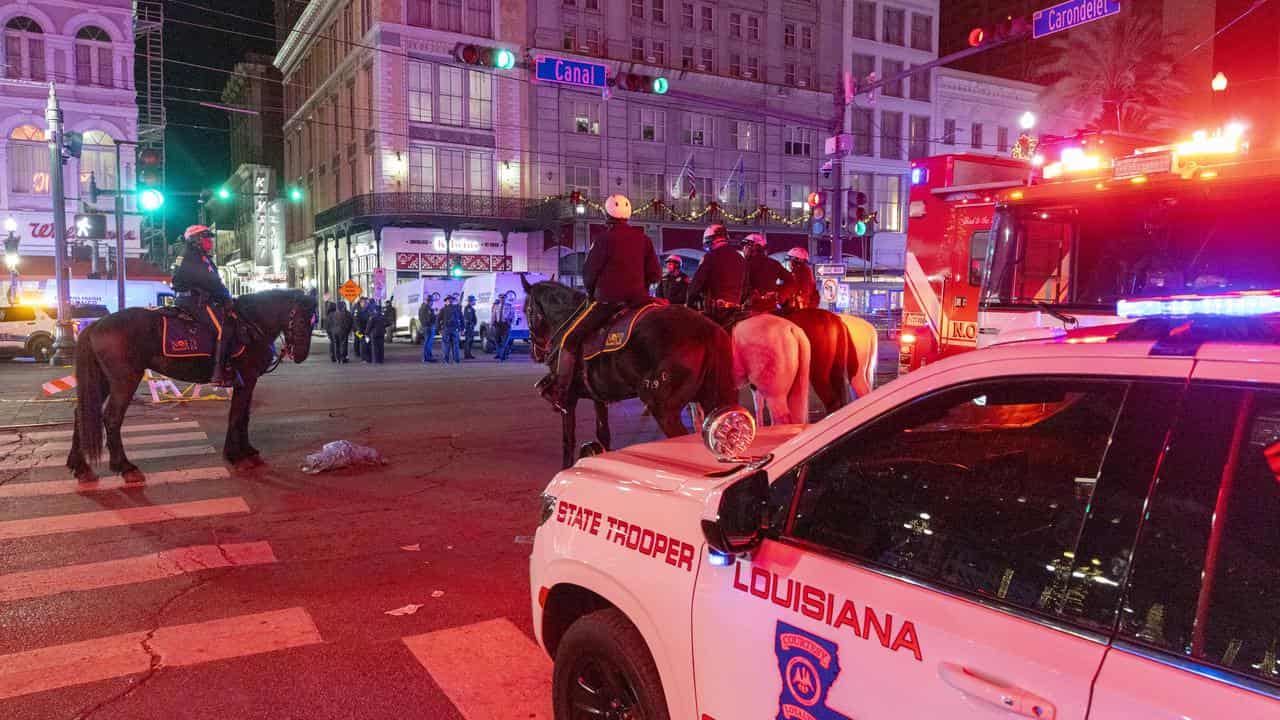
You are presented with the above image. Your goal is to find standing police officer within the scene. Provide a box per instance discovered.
[171,224,237,386]
[687,223,747,325]
[656,255,690,305]
[742,233,792,313]
[463,295,478,359]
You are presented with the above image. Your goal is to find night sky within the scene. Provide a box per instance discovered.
[162,0,279,222]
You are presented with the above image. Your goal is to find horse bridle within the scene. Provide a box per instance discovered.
[251,304,308,375]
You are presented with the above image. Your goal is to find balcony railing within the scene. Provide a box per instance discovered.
[314,192,562,231]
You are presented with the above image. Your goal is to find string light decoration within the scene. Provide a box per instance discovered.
[542,194,811,227]
[1011,133,1039,161]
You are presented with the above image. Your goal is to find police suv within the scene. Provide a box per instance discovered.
[530,291,1280,720]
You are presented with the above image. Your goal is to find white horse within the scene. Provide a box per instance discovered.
[731,313,812,425]
[838,314,880,398]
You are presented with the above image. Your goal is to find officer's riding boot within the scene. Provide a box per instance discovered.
[540,348,577,414]
[209,330,240,388]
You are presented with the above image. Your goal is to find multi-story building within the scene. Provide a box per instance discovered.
[931,67,1077,160]
[0,2,147,285]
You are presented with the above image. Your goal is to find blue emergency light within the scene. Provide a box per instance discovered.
[910,167,927,185]
[1117,291,1280,319]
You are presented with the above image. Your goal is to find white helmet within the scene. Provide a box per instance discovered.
[743,233,767,248]
[787,247,810,262]
[604,194,632,221]
[702,224,728,248]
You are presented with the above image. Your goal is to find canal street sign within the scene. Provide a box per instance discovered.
[533,56,608,90]
[1033,0,1121,39]
[816,264,847,278]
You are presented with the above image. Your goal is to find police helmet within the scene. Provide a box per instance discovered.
[787,247,811,263]
[183,224,214,243]
[604,194,632,221]
[702,224,728,249]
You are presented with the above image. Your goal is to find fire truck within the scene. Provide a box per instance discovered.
[899,124,1280,373]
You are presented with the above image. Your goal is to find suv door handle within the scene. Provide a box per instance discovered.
[938,662,1056,719]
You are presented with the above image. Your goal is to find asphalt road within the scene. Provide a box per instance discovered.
[0,338,668,720]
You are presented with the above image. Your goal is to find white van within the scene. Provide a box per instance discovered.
[461,272,547,350]
[389,277,464,342]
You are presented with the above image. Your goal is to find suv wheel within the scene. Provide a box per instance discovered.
[553,609,669,720]
[28,336,53,364]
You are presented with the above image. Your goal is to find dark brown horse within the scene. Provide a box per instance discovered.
[521,278,737,468]
[783,307,859,414]
[66,289,317,482]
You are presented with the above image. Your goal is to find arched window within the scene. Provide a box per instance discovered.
[78,130,116,199]
[74,25,114,87]
[8,124,49,195]
[4,17,45,81]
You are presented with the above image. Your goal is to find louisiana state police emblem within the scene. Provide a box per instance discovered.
[775,621,851,720]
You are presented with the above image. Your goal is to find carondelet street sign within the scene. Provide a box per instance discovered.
[1033,0,1120,39]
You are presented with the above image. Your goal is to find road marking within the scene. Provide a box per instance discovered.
[0,607,322,700]
[0,541,276,602]
[0,497,250,541]
[0,444,216,471]
[0,466,230,499]
[0,421,202,443]
[403,618,552,720]
[30,431,210,453]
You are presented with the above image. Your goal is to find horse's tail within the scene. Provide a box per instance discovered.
[848,317,878,398]
[698,325,737,414]
[786,325,811,424]
[74,327,105,463]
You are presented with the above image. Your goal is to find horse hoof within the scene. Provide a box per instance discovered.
[75,470,99,484]
[122,469,146,484]
[233,456,265,472]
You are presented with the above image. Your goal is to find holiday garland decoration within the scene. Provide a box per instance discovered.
[545,193,812,227]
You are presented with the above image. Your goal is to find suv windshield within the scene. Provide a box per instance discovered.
[981,180,1280,308]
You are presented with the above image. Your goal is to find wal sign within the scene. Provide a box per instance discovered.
[534,56,608,90]
[1033,0,1121,39]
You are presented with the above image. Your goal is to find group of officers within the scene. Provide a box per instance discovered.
[539,194,822,412]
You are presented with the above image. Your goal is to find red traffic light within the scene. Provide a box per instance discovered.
[611,72,669,94]
[807,191,822,208]
[453,43,516,69]
[968,27,986,47]
[969,17,1030,47]
[139,149,162,167]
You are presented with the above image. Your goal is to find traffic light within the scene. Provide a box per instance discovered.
[137,148,163,212]
[216,186,232,201]
[288,186,305,203]
[968,16,1031,47]
[139,189,165,212]
[850,191,869,236]
[62,131,83,159]
[611,72,669,95]
[453,43,517,69]
[808,191,826,235]
[449,258,465,277]
[74,213,107,239]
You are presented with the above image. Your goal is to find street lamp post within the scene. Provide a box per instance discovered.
[4,216,19,306]
[46,84,75,366]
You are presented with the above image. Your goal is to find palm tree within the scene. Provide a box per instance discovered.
[1037,11,1190,136]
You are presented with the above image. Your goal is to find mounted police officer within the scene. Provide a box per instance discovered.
[656,255,690,305]
[742,233,793,313]
[171,224,237,387]
[539,193,660,413]
[687,223,747,325]
[783,247,820,311]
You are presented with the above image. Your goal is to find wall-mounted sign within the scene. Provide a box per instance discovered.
[534,55,608,90]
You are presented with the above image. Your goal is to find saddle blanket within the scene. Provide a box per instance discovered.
[154,307,243,359]
[582,303,661,361]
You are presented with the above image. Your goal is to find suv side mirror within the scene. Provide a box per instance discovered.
[702,470,769,554]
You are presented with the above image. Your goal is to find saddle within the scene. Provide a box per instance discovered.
[151,306,246,359]
[582,303,661,361]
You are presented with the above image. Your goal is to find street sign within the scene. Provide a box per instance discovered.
[533,56,608,90]
[1033,0,1121,40]
[824,133,853,157]
[339,279,362,303]
[816,264,846,278]
[74,213,107,238]
[372,267,386,301]
[821,279,839,303]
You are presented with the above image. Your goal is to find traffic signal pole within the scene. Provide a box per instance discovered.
[114,142,127,312]
[46,84,76,366]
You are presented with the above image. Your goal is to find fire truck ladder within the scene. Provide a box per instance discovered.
[134,0,166,263]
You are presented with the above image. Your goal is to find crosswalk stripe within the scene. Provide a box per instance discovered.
[0,541,276,603]
[0,607,323,700]
[403,618,552,720]
[0,466,230,499]
[0,444,216,471]
[30,431,210,453]
[0,497,250,541]
[0,421,202,443]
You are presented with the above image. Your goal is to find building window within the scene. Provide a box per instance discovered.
[943,118,956,145]
[632,37,646,62]
[572,101,601,135]
[4,16,45,81]
[652,41,666,65]
[584,28,601,55]
[465,0,493,37]
[632,0,644,18]
[745,56,758,79]
[682,2,694,29]
[880,111,903,160]
[700,47,714,73]
[701,6,713,32]
[78,131,116,199]
[682,113,711,146]
[801,25,813,50]
[784,23,796,48]
[729,53,741,77]
[883,7,905,45]
[852,1,875,40]
[911,14,932,52]
[877,173,904,231]
[468,71,492,129]
[852,53,875,84]
[852,108,874,156]
[637,107,665,142]
[562,27,576,51]
[651,0,665,23]
[783,126,813,157]
[730,12,741,37]
[731,120,758,151]
[681,46,694,69]
[438,0,463,32]
[785,63,795,85]
[74,26,113,87]
[997,126,1010,153]
[585,0,599,10]
[564,165,600,198]
[438,148,465,192]
[971,123,984,150]
[910,66,930,101]
[747,16,760,41]
[632,172,664,202]
[468,150,493,194]
[438,66,463,125]
[363,66,374,127]
[408,60,433,123]
[909,115,930,159]
[8,125,48,194]
[563,0,575,6]
[882,58,904,97]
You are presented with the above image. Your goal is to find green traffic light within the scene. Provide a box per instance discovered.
[139,188,165,212]
[450,266,464,277]
[652,77,669,94]
[494,48,516,70]
[288,187,304,203]
[854,220,867,236]
[216,187,232,200]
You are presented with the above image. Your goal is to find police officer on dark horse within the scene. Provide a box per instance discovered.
[173,225,238,387]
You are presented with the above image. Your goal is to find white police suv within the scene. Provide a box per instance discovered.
[529,291,1280,720]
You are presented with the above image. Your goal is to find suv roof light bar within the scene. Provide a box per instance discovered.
[1118,290,1280,319]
